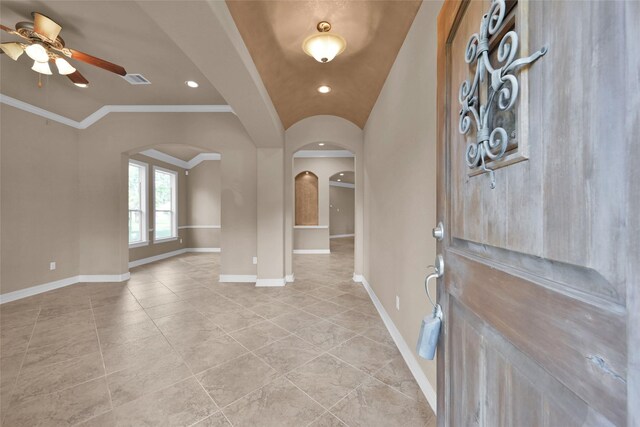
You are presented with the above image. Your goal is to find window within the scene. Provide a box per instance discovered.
[128,160,148,246]
[154,166,178,241]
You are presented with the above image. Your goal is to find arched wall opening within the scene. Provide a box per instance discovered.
[295,171,319,226]
[284,115,364,282]
[124,144,222,272]
[75,111,258,283]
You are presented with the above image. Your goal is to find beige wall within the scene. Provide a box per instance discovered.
[78,113,256,278]
[187,160,221,249]
[128,154,188,262]
[363,0,441,395]
[292,157,353,251]
[284,116,364,278]
[1,106,80,294]
[329,185,355,236]
[256,148,285,281]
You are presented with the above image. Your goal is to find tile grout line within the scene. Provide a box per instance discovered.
[1,304,42,424]
[5,251,405,426]
[88,297,113,411]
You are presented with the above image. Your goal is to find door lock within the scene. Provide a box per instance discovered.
[432,222,444,241]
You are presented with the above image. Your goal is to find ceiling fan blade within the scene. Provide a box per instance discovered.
[0,23,27,39]
[0,42,23,60]
[68,48,126,76]
[32,12,62,41]
[67,70,89,87]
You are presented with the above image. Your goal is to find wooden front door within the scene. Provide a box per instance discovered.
[436,1,639,426]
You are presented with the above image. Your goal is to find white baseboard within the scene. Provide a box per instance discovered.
[129,249,187,268]
[129,248,221,268]
[219,275,257,283]
[352,273,363,283]
[255,278,286,287]
[78,273,131,282]
[293,249,331,255]
[0,273,130,304]
[361,276,437,414]
[330,234,355,239]
[285,274,295,283]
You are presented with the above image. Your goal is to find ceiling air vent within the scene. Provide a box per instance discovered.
[122,73,151,85]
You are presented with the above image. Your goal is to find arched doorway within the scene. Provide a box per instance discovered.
[290,144,356,285]
[284,115,365,284]
[124,144,222,277]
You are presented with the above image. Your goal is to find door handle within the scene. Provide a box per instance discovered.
[432,222,444,241]
[424,254,444,306]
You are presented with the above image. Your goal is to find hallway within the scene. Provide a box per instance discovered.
[0,238,435,426]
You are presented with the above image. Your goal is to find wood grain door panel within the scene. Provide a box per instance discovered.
[436,1,637,425]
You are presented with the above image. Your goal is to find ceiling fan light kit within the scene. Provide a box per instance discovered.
[302,21,346,63]
[31,60,52,75]
[1,11,126,87]
[55,57,76,75]
[24,41,48,62]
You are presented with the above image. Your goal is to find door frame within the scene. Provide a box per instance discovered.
[435,1,463,425]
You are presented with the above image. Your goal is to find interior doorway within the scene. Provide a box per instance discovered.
[124,144,221,272]
[328,170,355,257]
[290,145,356,283]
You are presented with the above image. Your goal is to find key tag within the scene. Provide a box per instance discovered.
[417,265,443,360]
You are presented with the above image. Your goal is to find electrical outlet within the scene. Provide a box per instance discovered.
[50,262,56,271]
[252,257,258,265]
[396,295,400,311]
[179,238,183,244]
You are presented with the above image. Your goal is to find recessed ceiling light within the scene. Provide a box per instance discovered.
[337,179,341,182]
[185,80,199,88]
[318,143,325,146]
[339,173,344,176]
[317,85,331,94]
[305,171,309,174]
[74,83,88,88]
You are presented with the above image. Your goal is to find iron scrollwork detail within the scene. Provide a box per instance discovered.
[459,0,547,188]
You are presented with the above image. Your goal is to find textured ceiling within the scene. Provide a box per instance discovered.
[0,1,226,121]
[226,0,422,129]
[331,171,355,184]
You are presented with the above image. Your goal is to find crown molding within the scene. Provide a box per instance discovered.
[0,94,234,130]
[139,149,220,170]
[293,150,354,158]
[330,180,355,189]
[188,152,222,168]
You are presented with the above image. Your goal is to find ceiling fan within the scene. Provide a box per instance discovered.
[0,12,126,87]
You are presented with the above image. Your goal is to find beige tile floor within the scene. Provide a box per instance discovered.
[0,238,435,426]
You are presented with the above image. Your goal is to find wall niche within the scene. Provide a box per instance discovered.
[295,171,319,225]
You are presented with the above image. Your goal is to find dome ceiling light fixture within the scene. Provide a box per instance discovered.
[302,21,346,63]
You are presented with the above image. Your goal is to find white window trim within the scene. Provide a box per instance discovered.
[154,237,178,244]
[153,165,178,243]
[128,159,149,247]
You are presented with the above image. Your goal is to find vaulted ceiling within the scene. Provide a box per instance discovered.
[226,0,422,129]
[0,1,226,121]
